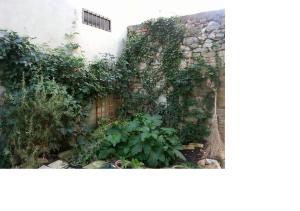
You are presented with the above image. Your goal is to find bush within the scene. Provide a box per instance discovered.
[70,118,110,167]
[75,114,186,168]
[116,158,145,169]
[86,54,123,99]
[0,77,81,168]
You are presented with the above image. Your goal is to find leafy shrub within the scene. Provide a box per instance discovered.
[71,114,185,168]
[0,30,41,91]
[86,54,123,98]
[70,118,110,167]
[95,114,185,168]
[116,158,145,169]
[0,77,80,168]
[40,46,88,102]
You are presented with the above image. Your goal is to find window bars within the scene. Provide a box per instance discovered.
[82,9,111,32]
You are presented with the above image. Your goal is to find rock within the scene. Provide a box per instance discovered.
[192,53,201,58]
[47,160,69,169]
[158,95,167,105]
[58,150,73,162]
[215,33,224,39]
[185,24,199,35]
[198,35,206,42]
[197,159,221,169]
[180,45,190,51]
[203,39,213,49]
[39,165,51,169]
[139,62,147,70]
[180,60,187,68]
[183,37,198,46]
[197,159,206,167]
[183,51,192,58]
[205,159,221,169]
[206,21,219,32]
[189,43,199,49]
[83,160,108,169]
[202,51,216,59]
[193,47,204,53]
[208,32,217,40]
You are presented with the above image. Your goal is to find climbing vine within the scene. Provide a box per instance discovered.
[116,17,220,143]
[0,17,221,168]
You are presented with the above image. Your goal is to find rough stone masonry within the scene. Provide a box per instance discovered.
[128,9,225,142]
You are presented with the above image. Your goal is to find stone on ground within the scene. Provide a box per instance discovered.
[197,159,221,169]
[47,160,69,169]
[39,165,51,169]
[83,160,109,169]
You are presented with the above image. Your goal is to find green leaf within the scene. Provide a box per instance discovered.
[173,149,186,161]
[148,152,158,167]
[158,153,166,162]
[166,135,179,145]
[131,143,143,155]
[128,135,140,146]
[107,133,121,147]
[126,120,139,132]
[150,130,159,139]
[122,146,130,155]
[143,144,151,155]
[140,131,151,141]
[160,127,176,135]
[138,126,150,133]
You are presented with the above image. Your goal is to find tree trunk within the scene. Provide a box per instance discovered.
[206,91,225,167]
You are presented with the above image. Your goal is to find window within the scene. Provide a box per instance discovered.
[82,9,111,32]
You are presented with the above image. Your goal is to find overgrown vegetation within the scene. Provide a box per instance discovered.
[0,77,80,168]
[0,17,219,168]
[73,114,185,168]
[115,18,219,143]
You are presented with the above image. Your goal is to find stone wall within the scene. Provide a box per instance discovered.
[180,9,225,142]
[128,9,225,142]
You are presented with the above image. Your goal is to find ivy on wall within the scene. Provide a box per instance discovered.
[0,16,220,152]
[115,17,220,143]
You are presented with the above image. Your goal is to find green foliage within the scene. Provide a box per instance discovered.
[0,30,125,168]
[117,158,145,169]
[71,114,185,168]
[172,162,199,169]
[0,30,41,91]
[0,77,80,168]
[0,29,118,103]
[96,114,185,168]
[70,118,110,167]
[0,16,220,168]
[115,17,219,143]
[86,54,123,99]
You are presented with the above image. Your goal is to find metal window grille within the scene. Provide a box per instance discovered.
[82,9,111,32]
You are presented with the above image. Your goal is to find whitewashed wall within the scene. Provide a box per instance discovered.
[0,0,224,60]
[0,0,76,49]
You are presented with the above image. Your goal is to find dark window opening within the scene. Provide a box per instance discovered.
[82,9,111,32]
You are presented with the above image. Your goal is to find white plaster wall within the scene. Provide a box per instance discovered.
[71,0,131,59]
[0,0,224,60]
[0,0,76,48]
